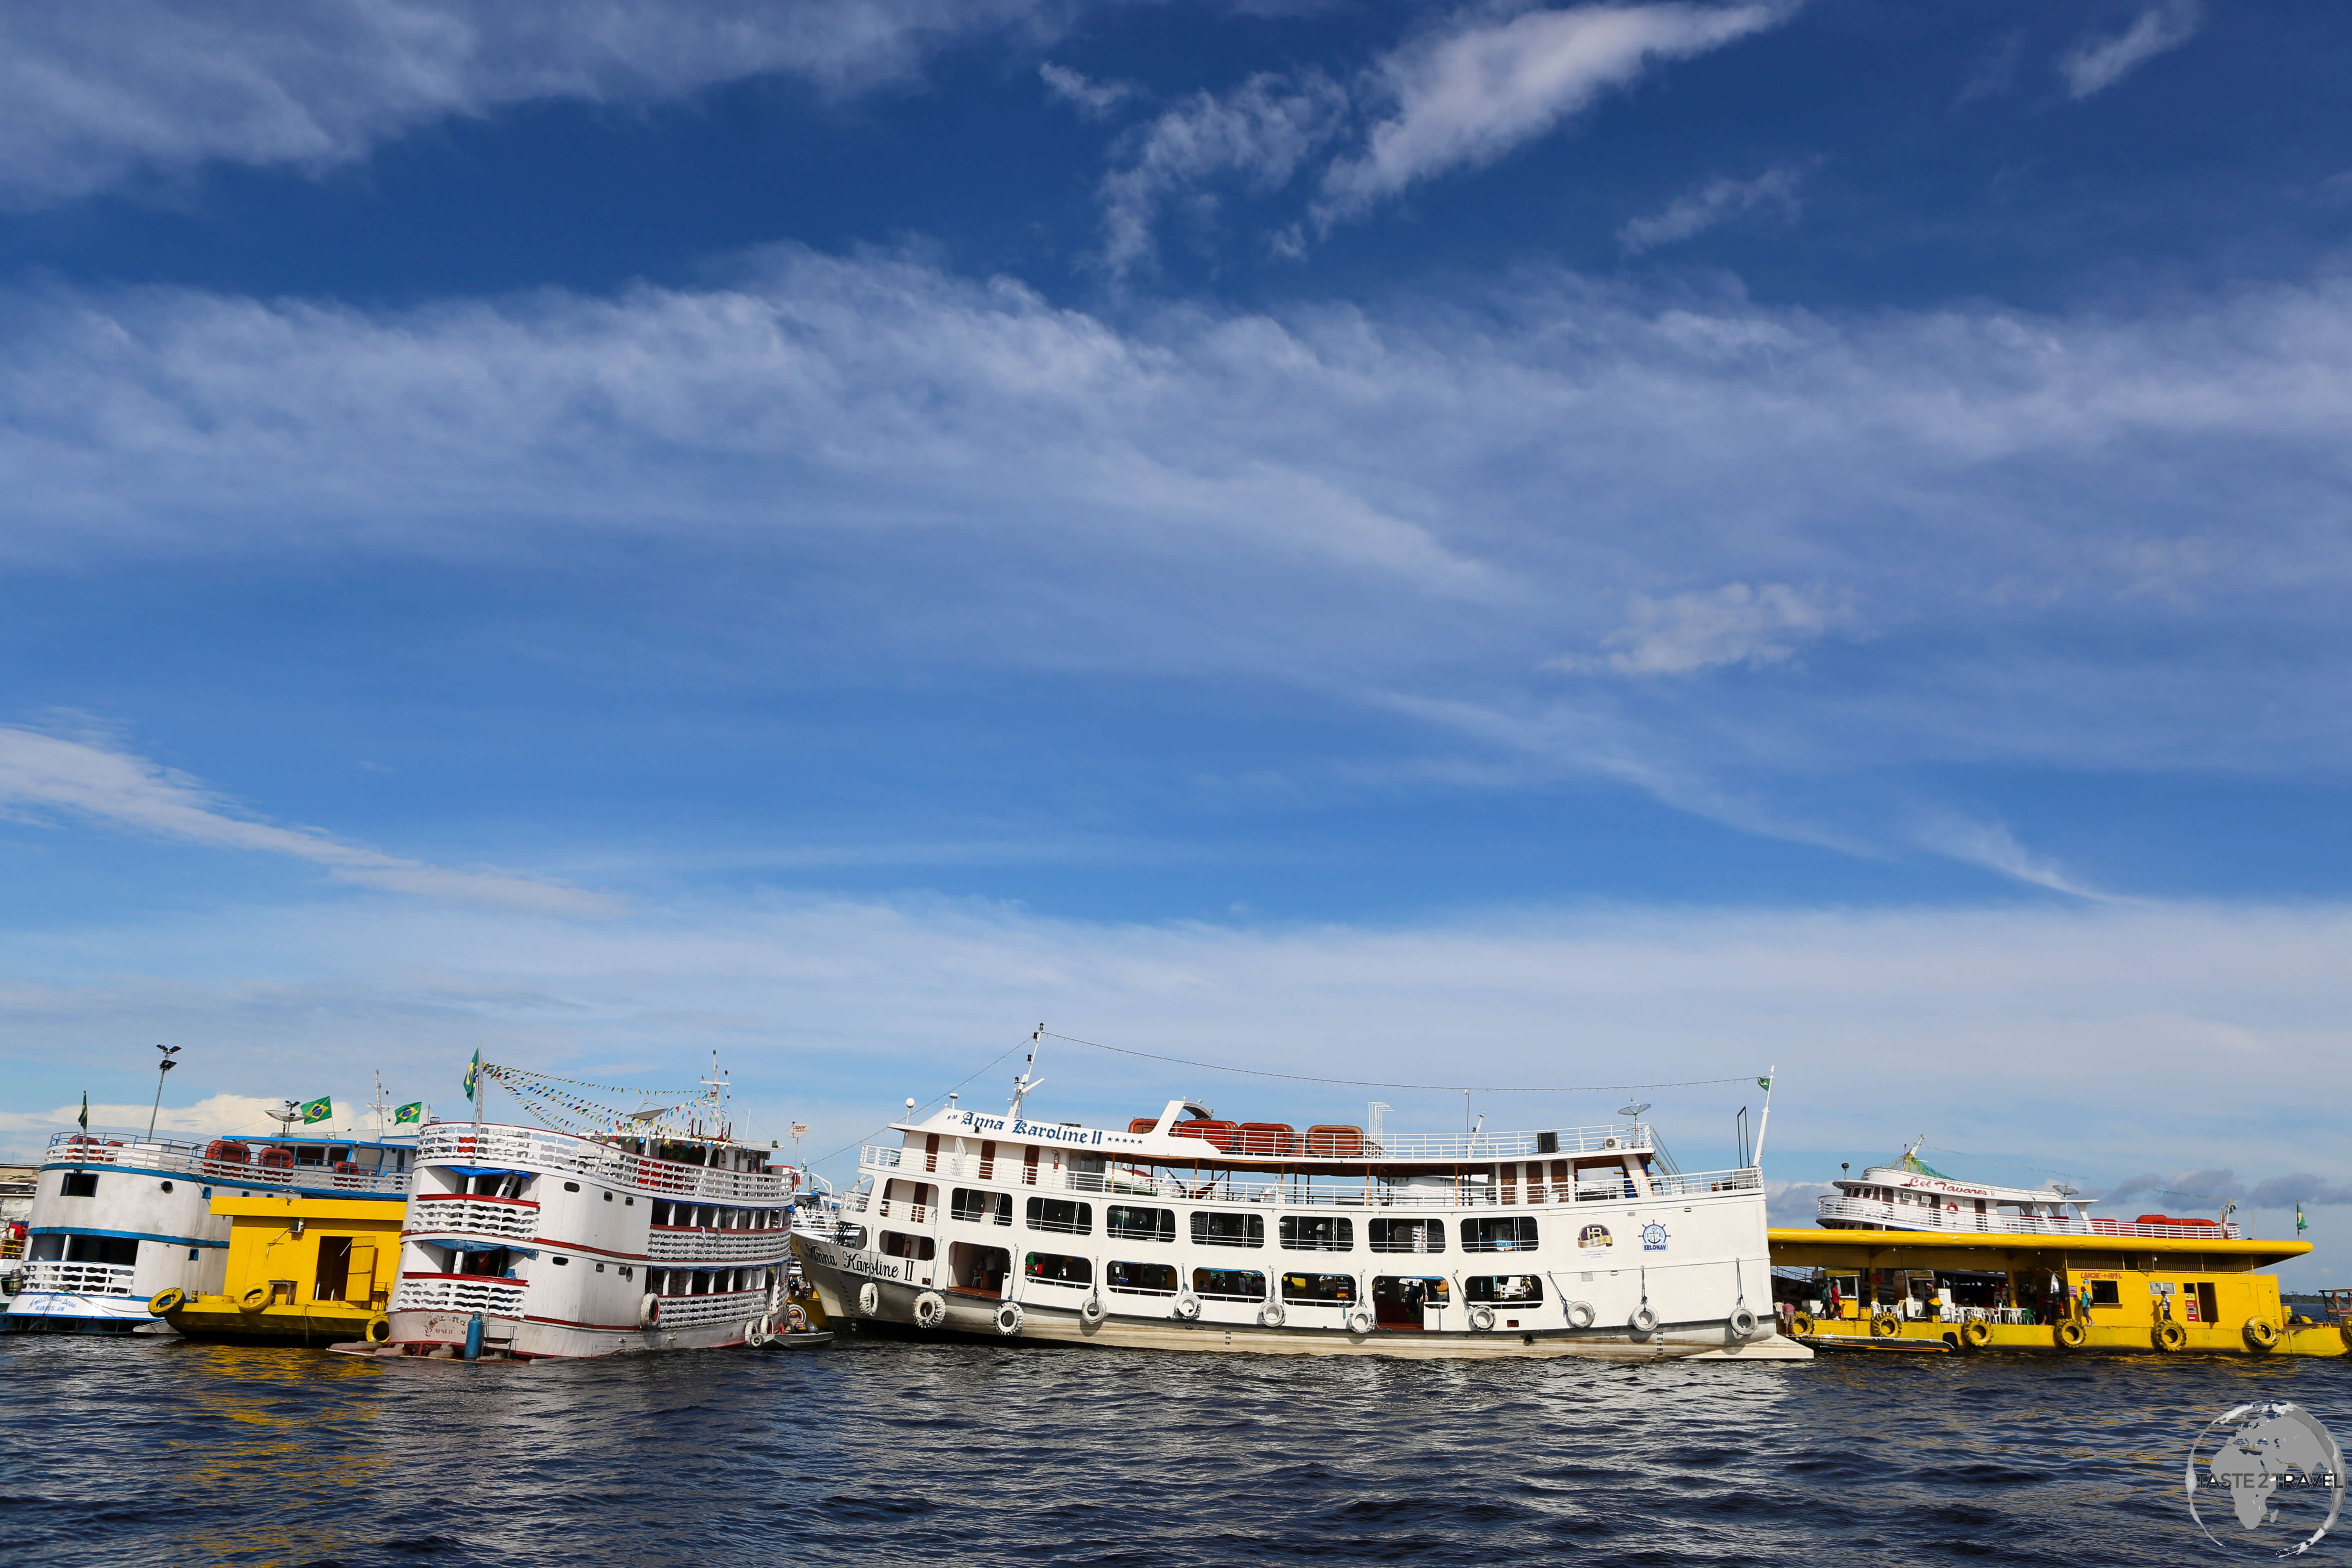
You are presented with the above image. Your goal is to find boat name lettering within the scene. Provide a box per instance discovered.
[955,1113,1103,1147]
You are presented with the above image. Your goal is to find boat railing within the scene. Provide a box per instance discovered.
[646,1227,794,1264]
[393,1272,529,1317]
[15,1259,139,1296]
[407,1193,542,1243]
[38,1132,410,1195]
[647,1287,769,1330]
[418,1123,788,1204]
[851,1160,1761,1209]
[874,1125,1657,1172]
[1815,1195,2243,1241]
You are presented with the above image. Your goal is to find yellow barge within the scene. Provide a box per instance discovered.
[1770,1142,2343,1357]
[152,1192,403,1346]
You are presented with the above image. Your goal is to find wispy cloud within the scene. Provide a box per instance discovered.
[1552,583,1841,675]
[0,1092,294,1138]
[1618,164,1808,253]
[1319,2,1785,220]
[1040,61,1138,121]
[2060,0,2202,100]
[0,722,618,915]
[1913,814,2115,901]
[0,0,1076,208]
[1099,72,1350,276]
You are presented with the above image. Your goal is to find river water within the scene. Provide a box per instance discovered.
[5,1334,2347,1565]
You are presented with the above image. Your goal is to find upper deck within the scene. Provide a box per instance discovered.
[39,1130,412,1198]
[417,1120,792,1204]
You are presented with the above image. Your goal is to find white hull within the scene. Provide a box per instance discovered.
[384,1304,761,1358]
[800,1239,1808,1362]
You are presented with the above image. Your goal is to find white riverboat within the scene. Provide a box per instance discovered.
[1816,1139,2243,1241]
[372,1117,800,1359]
[797,1094,1806,1360]
[0,1129,412,1334]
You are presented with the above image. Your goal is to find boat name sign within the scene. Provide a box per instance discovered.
[955,1112,1135,1149]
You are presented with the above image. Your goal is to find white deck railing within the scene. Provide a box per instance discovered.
[647,1288,768,1329]
[849,1159,1760,1209]
[408,1194,541,1243]
[40,1132,410,1196]
[418,1124,790,1205]
[392,1274,530,1316]
[646,1227,793,1264]
[871,1124,1659,1174]
[1815,1196,2243,1241]
[15,1260,139,1296]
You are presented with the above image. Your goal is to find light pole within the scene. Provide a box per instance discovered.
[145,1044,182,1141]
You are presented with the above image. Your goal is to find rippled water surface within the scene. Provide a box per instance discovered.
[6,1334,2349,1565]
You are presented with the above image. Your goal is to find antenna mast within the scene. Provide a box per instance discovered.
[1009,1025,1046,1119]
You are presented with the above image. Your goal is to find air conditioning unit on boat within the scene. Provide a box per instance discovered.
[1602,1137,1621,1150]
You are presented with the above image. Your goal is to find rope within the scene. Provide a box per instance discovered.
[806,1039,1032,1172]
[1039,1031,1754,1094]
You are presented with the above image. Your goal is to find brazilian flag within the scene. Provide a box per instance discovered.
[300,1097,332,1125]
[463,1050,481,1100]
[394,1101,423,1125]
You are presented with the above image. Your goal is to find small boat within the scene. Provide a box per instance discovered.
[2,1125,412,1335]
[1773,1138,2345,1357]
[796,1082,1806,1361]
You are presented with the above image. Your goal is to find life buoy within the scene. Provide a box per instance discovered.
[638,1293,662,1330]
[1258,1301,1286,1330]
[1870,1311,1901,1339]
[239,1286,270,1312]
[913,1291,947,1330]
[1566,1299,1597,1329]
[857,1281,880,1317]
[743,1316,769,1347]
[2244,1316,2280,1351]
[786,1303,809,1332]
[365,1314,392,1344]
[995,1301,1024,1335]
[148,1288,187,1316]
[1630,1304,1658,1335]
[1728,1305,1758,1339]
[1789,1311,1815,1338]
[2154,1321,2186,1352]
[2055,1320,2087,1349]
[1345,1306,1374,1335]
[1962,1320,1993,1349]
[1468,1304,1497,1333]
[1173,1292,1201,1321]
[1078,1294,1106,1326]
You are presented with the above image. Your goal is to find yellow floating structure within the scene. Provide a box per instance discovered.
[1770,1141,2344,1357]
[152,1193,403,1346]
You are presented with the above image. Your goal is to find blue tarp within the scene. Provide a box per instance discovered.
[433,1238,539,1258]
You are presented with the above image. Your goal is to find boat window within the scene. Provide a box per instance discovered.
[1281,1272,1358,1303]
[1023,1251,1092,1287]
[1278,1216,1353,1252]
[27,1235,63,1261]
[1463,1216,1539,1253]
[1373,1276,1449,1307]
[2089,1279,2120,1307]
[1465,1274,1545,1303]
[881,1230,938,1261]
[1369,1218,1446,1254]
[1107,1205,1176,1243]
[60,1172,98,1198]
[564,1182,580,1192]
[61,1235,138,1266]
[1191,1267,1268,1301]
[1025,1197,1093,1235]
[1108,1260,1180,1294]
[1191,1212,1265,1248]
[952,1189,1013,1225]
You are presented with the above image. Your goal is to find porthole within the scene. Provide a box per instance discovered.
[160,1180,175,1194]
[564,1181,581,1193]
[603,1191,612,1202]
[553,1256,570,1266]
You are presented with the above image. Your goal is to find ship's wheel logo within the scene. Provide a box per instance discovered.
[1641,1223,1669,1252]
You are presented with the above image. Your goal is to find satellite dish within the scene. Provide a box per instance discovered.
[1619,1101,1651,1119]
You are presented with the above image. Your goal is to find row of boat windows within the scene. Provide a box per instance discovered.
[648,1266,781,1296]
[1020,1253,1547,1304]
[948,1192,1536,1253]
[646,1201,789,1230]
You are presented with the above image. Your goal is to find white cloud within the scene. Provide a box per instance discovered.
[2060,0,2202,100]
[1040,61,1137,120]
[1912,815,2116,901]
[0,0,1071,207]
[1099,72,1350,276]
[1556,582,1838,675]
[1318,2,1786,219]
[0,723,618,915]
[0,1093,299,1139]
[1618,164,1808,253]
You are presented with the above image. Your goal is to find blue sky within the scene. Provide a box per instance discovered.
[3,0,2350,1274]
